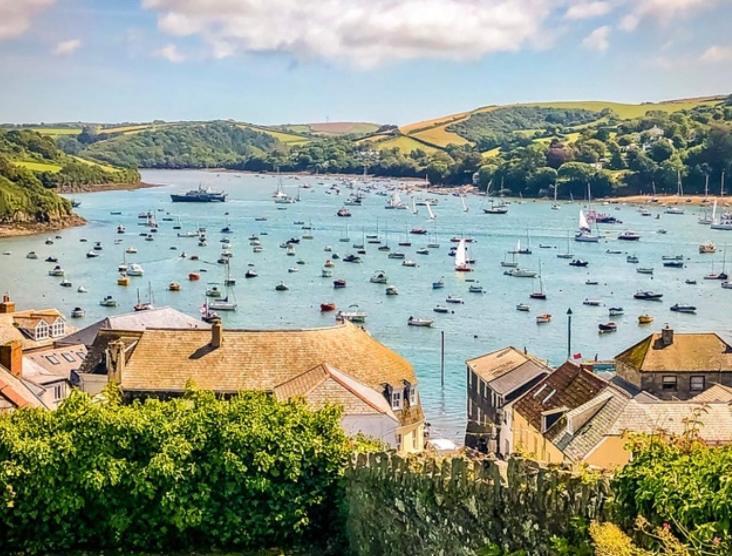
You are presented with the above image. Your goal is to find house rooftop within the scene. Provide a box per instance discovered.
[467,346,551,395]
[691,383,732,403]
[117,321,416,394]
[615,331,732,373]
[0,308,71,350]
[0,364,47,411]
[23,344,87,385]
[58,306,208,347]
[514,361,608,441]
[273,363,398,420]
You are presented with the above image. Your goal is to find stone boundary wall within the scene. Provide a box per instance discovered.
[344,451,611,555]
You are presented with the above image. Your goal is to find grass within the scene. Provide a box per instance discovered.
[533,131,581,145]
[100,124,157,135]
[399,111,471,134]
[522,98,722,119]
[481,147,501,159]
[307,122,380,136]
[25,127,82,136]
[71,155,119,172]
[410,125,470,147]
[372,135,440,154]
[13,159,63,173]
[238,125,310,146]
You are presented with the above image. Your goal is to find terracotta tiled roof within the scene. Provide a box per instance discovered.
[514,361,607,440]
[0,364,47,410]
[467,346,551,391]
[273,363,398,419]
[120,321,415,393]
[615,332,732,373]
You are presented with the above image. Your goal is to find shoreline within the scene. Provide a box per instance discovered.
[599,194,732,208]
[0,214,86,239]
[58,181,159,194]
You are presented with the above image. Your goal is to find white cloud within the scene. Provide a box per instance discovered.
[155,43,186,63]
[582,25,610,52]
[53,38,82,56]
[619,0,718,31]
[0,0,54,40]
[700,45,732,63]
[564,1,613,20]
[142,0,556,68]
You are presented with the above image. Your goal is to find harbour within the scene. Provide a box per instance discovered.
[2,168,731,442]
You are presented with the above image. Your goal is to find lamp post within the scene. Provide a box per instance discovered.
[566,308,573,360]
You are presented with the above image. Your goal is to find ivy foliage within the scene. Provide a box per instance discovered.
[613,435,732,552]
[0,389,350,553]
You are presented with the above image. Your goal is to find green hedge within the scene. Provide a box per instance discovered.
[0,389,349,553]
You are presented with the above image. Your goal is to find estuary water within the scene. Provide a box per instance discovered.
[1,169,731,441]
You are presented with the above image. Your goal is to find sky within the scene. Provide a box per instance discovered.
[0,0,730,126]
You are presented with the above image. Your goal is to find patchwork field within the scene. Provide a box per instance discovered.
[12,159,63,173]
[371,135,441,154]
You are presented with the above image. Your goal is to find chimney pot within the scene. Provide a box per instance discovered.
[0,340,23,377]
[0,294,15,314]
[211,319,222,349]
[661,325,674,347]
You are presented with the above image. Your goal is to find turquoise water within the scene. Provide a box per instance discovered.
[1,169,731,441]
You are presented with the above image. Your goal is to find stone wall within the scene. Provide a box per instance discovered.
[344,451,611,555]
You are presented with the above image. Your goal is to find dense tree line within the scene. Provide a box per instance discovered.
[0,156,72,223]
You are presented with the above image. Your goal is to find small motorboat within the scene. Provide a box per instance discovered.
[446,295,464,304]
[583,299,601,306]
[609,307,624,316]
[638,314,654,325]
[321,268,333,278]
[333,279,347,289]
[245,269,258,278]
[626,255,639,264]
[324,259,335,268]
[336,207,351,217]
[45,256,58,263]
[606,249,622,255]
[93,241,103,251]
[77,286,87,293]
[468,284,484,294]
[721,281,732,289]
[288,267,299,273]
[410,228,428,235]
[60,279,72,288]
[634,290,663,300]
[370,271,388,284]
[699,242,716,254]
[662,255,683,261]
[637,267,654,275]
[704,272,728,281]
[685,279,697,285]
[385,285,399,296]
[402,259,416,267]
[432,278,445,289]
[126,246,138,254]
[433,305,450,314]
[275,282,289,292]
[416,248,429,255]
[188,272,201,281]
[387,252,405,260]
[86,250,100,259]
[71,307,85,319]
[206,285,222,298]
[99,295,118,307]
[336,305,367,323]
[585,279,599,286]
[504,268,537,278]
[408,316,433,327]
[663,260,684,268]
[617,231,640,241]
[117,275,130,286]
[48,265,65,277]
[516,303,530,312]
[116,225,126,234]
[168,282,181,291]
[45,238,54,245]
[535,313,551,324]
[598,322,617,333]
[670,304,696,314]
[569,259,589,267]
[126,263,144,276]
[320,303,336,312]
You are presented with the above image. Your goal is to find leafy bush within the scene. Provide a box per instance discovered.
[0,389,350,553]
[613,435,732,552]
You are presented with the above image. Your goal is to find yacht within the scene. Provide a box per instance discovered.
[617,231,640,241]
[634,291,663,300]
[171,184,227,203]
[126,263,144,276]
[370,271,388,284]
[99,296,118,307]
[504,268,537,278]
[699,242,716,254]
[48,265,65,277]
[71,307,85,319]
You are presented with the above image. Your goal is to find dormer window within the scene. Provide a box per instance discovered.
[50,320,65,338]
[35,322,49,340]
[391,390,402,410]
[409,385,417,405]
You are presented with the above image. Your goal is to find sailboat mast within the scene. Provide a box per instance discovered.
[722,170,726,197]
[705,174,709,198]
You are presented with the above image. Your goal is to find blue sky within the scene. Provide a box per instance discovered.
[0,0,730,125]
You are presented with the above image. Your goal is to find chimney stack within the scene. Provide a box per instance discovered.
[0,294,15,314]
[0,340,22,377]
[106,339,126,384]
[211,319,223,349]
[661,324,674,347]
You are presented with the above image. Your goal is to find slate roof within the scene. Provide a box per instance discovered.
[273,363,398,420]
[691,383,732,402]
[23,344,87,384]
[615,332,732,373]
[120,321,416,393]
[58,307,208,347]
[467,346,551,395]
[514,361,608,441]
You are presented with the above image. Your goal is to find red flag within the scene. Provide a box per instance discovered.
[572,353,582,360]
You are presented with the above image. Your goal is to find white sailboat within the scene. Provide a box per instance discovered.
[551,183,560,210]
[385,190,406,209]
[711,198,732,230]
[454,239,471,272]
[411,197,418,215]
[575,209,600,242]
[209,263,237,310]
[273,171,294,204]
[426,202,436,221]
[461,195,469,213]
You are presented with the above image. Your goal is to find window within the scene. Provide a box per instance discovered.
[468,397,473,418]
[690,376,706,392]
[412,430,418,450]
[53,384,64,401]
[61,352,76,363]
[662,376,678,390]
[50,321,65,338]
[396,434,402,447]
[391,390,402,410]
[479,379,485,398]
[409,385,417,405]
[35,323,49,340]
[44,355,60,365]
